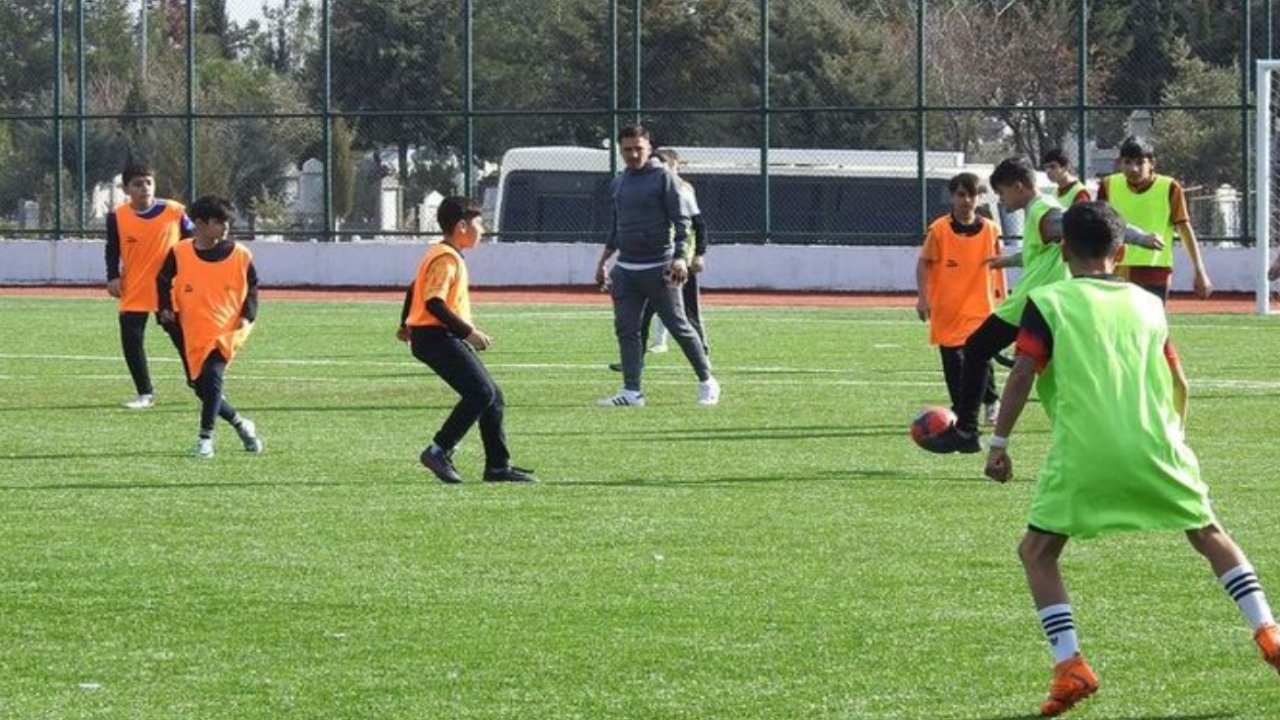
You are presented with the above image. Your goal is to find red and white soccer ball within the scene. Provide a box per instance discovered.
[911,406,956,449]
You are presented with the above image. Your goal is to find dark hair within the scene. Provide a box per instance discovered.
[1041,148,1071,168]
[989,157,1036,190]
[1118,135,1155,161]
[1062,202,1125,260]
[618,124,651,142]
[121,160,155,186]
[188,195,234,223]
[948,172,981,196]
[437,195,482,235]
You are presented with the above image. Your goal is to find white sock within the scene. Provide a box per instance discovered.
[1220,565,1276,630]
[1038,603,1080,664]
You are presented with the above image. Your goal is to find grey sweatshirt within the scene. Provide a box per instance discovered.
[605,157,691,265]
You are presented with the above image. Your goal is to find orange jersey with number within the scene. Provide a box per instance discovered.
[919,215,1004,346]
[170,241,253,381]
[406,242,471,328]
[114,201,187,311]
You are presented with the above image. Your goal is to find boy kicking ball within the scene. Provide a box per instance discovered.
[985,202,1279,716]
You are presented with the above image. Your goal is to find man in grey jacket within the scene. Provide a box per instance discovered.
[594,125,720,407]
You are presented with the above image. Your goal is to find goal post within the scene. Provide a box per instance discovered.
[1256,60,1280,315]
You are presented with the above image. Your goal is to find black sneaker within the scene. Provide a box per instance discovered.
[483,465,539,483]
[420,445,463,484]
[608,362,623,372]
[922,426,981,454]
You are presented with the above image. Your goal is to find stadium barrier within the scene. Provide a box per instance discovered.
[0,239,1259,293]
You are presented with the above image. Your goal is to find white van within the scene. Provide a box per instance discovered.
[491,146,1009,245]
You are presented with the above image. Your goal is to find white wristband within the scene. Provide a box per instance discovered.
[988,435,1009,450]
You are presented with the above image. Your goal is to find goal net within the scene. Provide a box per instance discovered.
[1256,60,1280,314]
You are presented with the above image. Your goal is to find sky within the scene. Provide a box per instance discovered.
[127,0,269,28]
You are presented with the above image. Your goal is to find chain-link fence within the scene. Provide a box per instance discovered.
[0,0,1276,245]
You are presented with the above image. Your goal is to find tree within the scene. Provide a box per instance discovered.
[258,0,317,76]
[322,0,463,226]
[767,0,916,149]
[1155,37,1241,189]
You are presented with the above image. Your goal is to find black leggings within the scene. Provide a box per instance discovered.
[940,345,998,411]
[411,327,510,469]
[193,351,240,435]
[954,314,1019,433]
[119,311,183,395]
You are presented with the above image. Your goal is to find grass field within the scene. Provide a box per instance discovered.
[1,295,1278,720]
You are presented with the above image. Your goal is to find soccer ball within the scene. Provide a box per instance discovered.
[911,406,956,449]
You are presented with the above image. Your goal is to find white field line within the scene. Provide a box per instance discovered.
[1,353,1279,391]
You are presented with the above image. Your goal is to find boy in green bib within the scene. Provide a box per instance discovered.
[984,202,1279,716]
[1099,135,1212,303]
[924,158,1162,454]
[1041,148,1090,206]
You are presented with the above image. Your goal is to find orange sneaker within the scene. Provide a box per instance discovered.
[1039,653,1099,717]
[1255,624,1280,674]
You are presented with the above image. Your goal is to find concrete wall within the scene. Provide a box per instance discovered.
[0,238,1267,292]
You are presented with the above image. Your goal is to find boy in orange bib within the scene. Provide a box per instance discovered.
[398,196,537,484]
[104,161,194,409]
[916,172,1005,422]
[156,196,262,459]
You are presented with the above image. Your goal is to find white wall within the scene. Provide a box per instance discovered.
[0,238,1269,293]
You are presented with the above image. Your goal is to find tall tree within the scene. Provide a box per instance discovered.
[321,0,462,225]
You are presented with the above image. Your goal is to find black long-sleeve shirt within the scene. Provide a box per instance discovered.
[399,288,473,338]
[155,241,259,321]
[691,213,708,257]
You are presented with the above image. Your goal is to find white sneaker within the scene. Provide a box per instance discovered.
[648,342,669,354]
[983,400,1000,426]
[123,393,155,409]
[697,377,721,406]
[236,418,263,453]
[597,389,646,407]
[192,437,214,459]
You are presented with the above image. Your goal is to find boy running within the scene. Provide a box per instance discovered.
[984,202,1279,716]
[105,161,194,408]
[915,172,1004,422]
[399,196,537,484]
[1098,136,1212,302]
[156,196,263,459]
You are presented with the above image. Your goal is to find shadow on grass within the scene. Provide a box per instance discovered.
[0,404,188,413]
[522,424,907,441]
[1,451,181,461]
[572,468,899,488]
[0,480,361,491]
[979,714,1235,720]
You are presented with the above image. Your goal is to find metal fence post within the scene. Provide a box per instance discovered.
[186,0,196,202]
[76,0,86,230]
[464,0,474,196]
[632,0,642,124]
[54,0,63,240]
[609,0,618,177]
[322,0,333,241]
[1242,0,1252,253]
[916,0,926,238]
[1077,1,1089,177]
[760,0,770,244]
